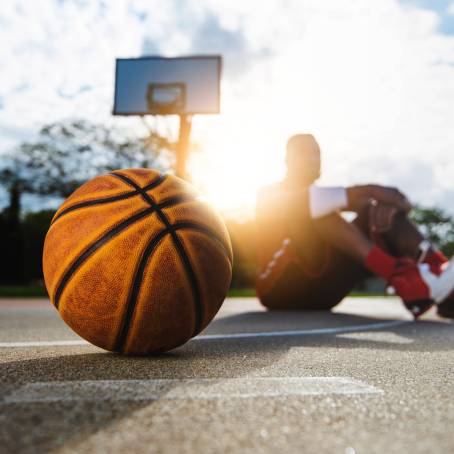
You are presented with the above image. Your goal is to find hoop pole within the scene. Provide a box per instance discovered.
[176,114,192,180]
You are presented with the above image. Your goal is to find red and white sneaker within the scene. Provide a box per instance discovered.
[390,258,454,318]
[416,245,454,319]
[365,246,454,319]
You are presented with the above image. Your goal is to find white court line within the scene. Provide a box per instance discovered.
[0,340,89,347]
[196,319,409,340]
[0,320,409,348]
[2,377,382,403]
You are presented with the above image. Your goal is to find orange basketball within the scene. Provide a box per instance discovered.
[43,169,233,355]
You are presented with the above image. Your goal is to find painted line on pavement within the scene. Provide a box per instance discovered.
[0,340,88,347]
[0,320,410,348]
[196,320,409,340]
[3,377,383,403]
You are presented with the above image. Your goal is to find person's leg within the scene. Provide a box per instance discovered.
[312,205,448,270]
[257,210,372,311]
[309,212,372,262]
[312,206,454,317]
[379,208,454,319]
[258,209,374,311]
[380,211,423,259]
[258,203,454,316]
[378,210,448,274]
[308,204,433,263]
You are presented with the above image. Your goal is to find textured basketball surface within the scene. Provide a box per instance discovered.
[42,168,233,355]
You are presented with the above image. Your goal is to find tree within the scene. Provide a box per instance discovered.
[0,119,173,284]
[0,119,173,204]
[0,180,23,284]
[411,205,454,257]
[20,209,56,285]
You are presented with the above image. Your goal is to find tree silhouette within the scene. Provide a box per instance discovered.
[0,119,173,284]
[0,119,173,203]
[411,205,454,256]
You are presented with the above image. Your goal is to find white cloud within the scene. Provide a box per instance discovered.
[448,2,454,16]
[1,0,454,216]
[191,0,454,215]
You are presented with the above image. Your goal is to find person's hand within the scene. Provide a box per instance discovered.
[346,185,412,213]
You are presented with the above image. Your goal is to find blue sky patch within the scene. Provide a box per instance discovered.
[400,0,454,34]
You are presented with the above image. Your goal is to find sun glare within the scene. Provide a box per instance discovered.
[190,115,287,219]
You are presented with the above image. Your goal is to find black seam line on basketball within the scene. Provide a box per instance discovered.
[157,195,232,261]
[171,222,233,265]
[158,193,198,209]
[53,206,157,310]
[52,195,196,313]
[170,229,203,336]
[53,190,191,226]
[51,174,166,225]
[51,189,137,224]
[113,228,170,352]
[112,223,221,353]
[110,172,204,336]
[109,172,204,336]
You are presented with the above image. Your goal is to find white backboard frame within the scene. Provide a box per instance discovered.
[113,55,221,116]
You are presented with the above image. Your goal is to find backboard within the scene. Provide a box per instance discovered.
[113,56,221,116]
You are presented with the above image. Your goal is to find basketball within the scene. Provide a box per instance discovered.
[42,168,233,355]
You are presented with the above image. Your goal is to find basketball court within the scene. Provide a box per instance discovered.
[2,5,454,453]
[1,296,453,453]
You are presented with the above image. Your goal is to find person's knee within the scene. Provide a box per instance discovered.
[354,202,404,240]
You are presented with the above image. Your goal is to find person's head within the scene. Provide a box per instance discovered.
[285,133,321,186]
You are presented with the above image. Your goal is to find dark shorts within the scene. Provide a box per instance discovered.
[256,212,373,311]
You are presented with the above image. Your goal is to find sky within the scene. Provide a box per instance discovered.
[1,0,454,218]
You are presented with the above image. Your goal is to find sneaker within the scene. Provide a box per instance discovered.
[419,250,454,319]
[390,258,454,318]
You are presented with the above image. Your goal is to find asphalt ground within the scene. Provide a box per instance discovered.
[1,296,453,454]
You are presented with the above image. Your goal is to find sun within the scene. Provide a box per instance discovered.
[189,116,287,219]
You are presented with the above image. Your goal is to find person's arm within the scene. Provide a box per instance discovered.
[346,185,411,213]
[256,183,410,223]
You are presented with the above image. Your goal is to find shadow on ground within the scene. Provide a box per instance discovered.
[1,311,453,453]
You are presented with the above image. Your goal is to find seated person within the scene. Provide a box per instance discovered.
[255,133,454,318]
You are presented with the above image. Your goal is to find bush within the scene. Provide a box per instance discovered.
[21,210,55,285]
